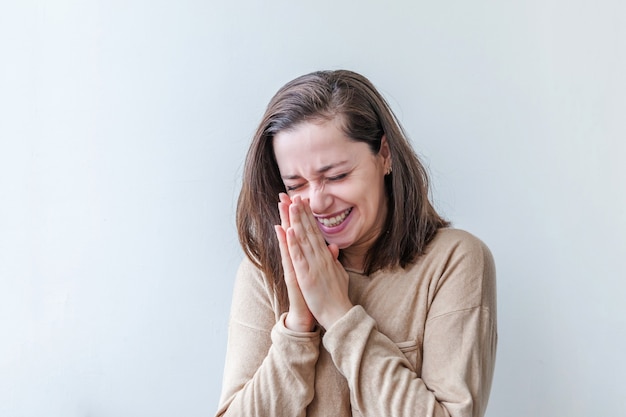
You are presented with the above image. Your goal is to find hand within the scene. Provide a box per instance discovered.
[275,193,316,332]
[286,195,353,329]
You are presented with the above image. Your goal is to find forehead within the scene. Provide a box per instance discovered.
[273,119,370,173]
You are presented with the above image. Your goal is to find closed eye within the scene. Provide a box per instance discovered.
[284,172,347,192]
[327,173,348,181]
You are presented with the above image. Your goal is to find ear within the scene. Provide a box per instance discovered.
[380,135,392,171]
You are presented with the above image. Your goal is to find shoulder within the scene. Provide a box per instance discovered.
[234,257,273,299]
[231,257,281,324]
[429,227,490,252]
[236,256,265,280]
[232,257,261,292]
[425,228,494,270]
[420,228,497,312]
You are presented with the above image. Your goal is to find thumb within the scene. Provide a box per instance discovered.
[328,243,340,260]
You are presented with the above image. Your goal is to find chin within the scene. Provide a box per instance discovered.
[325,236,354,250]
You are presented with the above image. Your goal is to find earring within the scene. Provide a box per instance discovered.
[386,166,392,175]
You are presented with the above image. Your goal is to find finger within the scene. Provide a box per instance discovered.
[286,226,308,271]
[279,192,292,204]
[276,226,304,296]
[278,193,292,229]
[274,225,296,279]
[289,199,315,255]
[328,243,340,260]
[300,198,329,250]
[279,201,290,230]
[290,198,326,262]
[277,225,315,330]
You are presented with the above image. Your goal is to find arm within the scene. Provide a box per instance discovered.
[322,234,497,417]
[284,194,496,416]
[215,260,321,417]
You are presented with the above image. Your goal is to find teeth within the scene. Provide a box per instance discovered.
[318,208,351,227]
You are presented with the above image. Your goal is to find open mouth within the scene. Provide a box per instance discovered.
[316,208,353,228]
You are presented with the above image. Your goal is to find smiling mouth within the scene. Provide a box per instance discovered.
[316,208,352,227]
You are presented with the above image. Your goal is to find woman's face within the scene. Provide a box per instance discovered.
[273,117,391,267]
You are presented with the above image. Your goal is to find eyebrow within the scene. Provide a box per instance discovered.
[281,161,349,180]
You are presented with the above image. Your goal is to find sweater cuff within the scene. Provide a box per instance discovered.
[322,305,375,353]
[273,312,321,342]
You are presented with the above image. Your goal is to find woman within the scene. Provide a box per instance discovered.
[216,70,497,417]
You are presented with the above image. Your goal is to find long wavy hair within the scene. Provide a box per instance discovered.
[236,70,449,311]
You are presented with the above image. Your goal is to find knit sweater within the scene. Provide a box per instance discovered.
[215,228,497,417]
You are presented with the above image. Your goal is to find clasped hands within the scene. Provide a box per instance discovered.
[274,193,353,332]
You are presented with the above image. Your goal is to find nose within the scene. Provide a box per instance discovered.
[305,183,333,214]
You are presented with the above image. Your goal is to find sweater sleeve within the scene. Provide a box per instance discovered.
[322,234,497,417]
[215,260,321,417]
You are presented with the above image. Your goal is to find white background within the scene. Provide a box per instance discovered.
[1,1,625,416]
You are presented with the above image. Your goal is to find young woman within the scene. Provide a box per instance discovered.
[216,70,497,417]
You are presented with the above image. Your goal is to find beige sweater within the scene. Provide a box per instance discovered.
[216,228,497,417]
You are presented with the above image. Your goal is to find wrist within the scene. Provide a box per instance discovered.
[285,312,316,332]
[319,301,353,330]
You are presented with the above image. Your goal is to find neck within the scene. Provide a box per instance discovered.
[340,249,366,273]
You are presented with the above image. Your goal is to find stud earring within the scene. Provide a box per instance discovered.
[386,166,392,175]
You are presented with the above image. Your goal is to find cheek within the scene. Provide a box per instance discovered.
[363,183,387,215]
[329,183,359,203]
[288,190,304,200]
[286,184,311,200]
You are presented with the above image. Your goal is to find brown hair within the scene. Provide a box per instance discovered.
[236,70,449,311]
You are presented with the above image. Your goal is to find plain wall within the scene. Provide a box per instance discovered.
[1,1,624,416]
